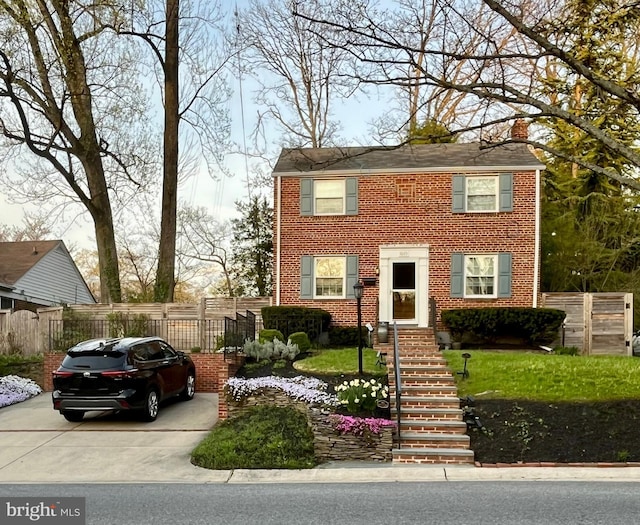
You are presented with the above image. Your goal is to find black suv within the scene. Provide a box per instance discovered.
[52,337,196,422]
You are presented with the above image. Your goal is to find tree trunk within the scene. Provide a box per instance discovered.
[155,0,180,302]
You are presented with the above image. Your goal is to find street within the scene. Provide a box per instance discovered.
[2,482,639,525]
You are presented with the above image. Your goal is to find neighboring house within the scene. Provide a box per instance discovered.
[272,128,545,329]
[0,240,95,311]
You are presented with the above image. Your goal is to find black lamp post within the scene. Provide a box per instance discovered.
[353,281,364,375]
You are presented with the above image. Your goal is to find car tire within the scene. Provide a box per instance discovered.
[180,372,196,401]
[141,389,159,422]
[62,411,84,422]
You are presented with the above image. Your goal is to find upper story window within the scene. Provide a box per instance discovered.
[300,178,358,216]
[452,173,513,213]
[466,177,498,212]
[314,180,345,215]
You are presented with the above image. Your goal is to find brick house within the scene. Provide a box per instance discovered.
[271,137,545,331]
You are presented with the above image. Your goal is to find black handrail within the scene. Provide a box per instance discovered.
[393,321,402,448]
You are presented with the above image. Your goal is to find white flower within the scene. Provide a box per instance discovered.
[354,398,360,403]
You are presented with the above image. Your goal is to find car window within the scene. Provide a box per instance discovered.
[147,342,165,361]
[131,345,150,362]
[62,350,126,370]
[160,342,177,359]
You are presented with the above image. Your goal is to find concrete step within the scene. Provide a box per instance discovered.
[398,419,468,433]
[391,407,463,419]
[392,447,475,464]
[391,379,457,391]
[396,432,470,449]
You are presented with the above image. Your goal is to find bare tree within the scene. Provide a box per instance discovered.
[0,212,54,242]
[176,205,234,296]
[0,1,159,302]
[295,0,640,189]
[112,0,232,302]
[237,0,357,148]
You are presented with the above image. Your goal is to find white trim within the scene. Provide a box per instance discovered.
[276,175,282,306]
[379,245,429,327]
[313,179,346,215]
[463,254,498,299]
[465,175,499,213]
[274,165,545,178]
[533,169,541,308]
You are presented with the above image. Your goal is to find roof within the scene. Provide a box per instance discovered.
[272,142,545,176]
[0,240,62,286]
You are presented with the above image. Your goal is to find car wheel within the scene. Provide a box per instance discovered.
[180,372,195,401]
[141,389,159,422]
[62,411,84,422]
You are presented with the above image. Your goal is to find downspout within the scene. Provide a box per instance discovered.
[275,175,282,306]
[533,169,541,308]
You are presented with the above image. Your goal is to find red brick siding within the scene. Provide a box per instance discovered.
[275,171,539,325]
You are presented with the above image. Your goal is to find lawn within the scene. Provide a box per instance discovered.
[443,350,640,464]
[443,350,640,402]
[293,347,386,376]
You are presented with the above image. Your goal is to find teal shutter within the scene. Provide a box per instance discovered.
[450,253,464,297]
[452,175,465,213]
[345,255,359,298]
[301,256,313,298]
[345,178,358,215]
[300,179,314,216]
[499,173,513,212]
[498,252,512,298]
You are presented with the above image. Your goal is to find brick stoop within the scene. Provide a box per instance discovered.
[385,327,474,465]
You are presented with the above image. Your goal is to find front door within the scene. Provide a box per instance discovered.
[379,245,429,327]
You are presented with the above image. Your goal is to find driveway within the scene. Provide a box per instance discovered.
[0,393,232,483]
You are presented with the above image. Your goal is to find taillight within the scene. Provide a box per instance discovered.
[53,371,73,378]
[101,369,138,379]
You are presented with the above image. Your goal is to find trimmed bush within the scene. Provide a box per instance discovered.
[328,326,368,347]
[242,338,300,361]
[261,306,331,340]
[441,307,566,345]
[288,332,311,352]
[259,329,284,343]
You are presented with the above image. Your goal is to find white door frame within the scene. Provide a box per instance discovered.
[379,245,429,327]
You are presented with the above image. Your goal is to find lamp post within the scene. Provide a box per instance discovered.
[353,281,364,376]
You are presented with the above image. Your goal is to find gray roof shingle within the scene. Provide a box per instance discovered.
[273,143,545,175]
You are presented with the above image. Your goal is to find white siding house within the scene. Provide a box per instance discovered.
[0,240,95,310]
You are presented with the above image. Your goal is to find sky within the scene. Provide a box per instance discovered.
[0,0,392,253]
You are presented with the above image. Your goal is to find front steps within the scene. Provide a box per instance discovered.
[383,327,474,465]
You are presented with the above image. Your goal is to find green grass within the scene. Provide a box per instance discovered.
[191,405,316,469]
[293,347,386,376]
[444,350,640,402]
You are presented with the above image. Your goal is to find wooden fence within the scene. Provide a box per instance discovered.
[541,292,633,356]
[0,297,272,355]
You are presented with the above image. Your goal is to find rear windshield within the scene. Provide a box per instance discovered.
[62,350,126,370]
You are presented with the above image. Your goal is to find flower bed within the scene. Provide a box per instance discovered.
[224,375,395,462]
[0,375,42,408]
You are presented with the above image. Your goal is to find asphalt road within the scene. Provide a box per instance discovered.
[2,482,639,525]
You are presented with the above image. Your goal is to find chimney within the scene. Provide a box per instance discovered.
[511,118,528,140]
[32,246,38,255]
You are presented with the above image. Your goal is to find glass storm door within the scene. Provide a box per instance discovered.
[392,262,416,321]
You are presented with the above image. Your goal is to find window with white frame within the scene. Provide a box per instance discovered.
[314,257,345,297]
[314,180,345,214]
[465,255,497,297]
[466,176,498,212]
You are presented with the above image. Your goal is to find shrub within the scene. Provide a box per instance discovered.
[441,307,566,345]
[553,346,580,356]
[288,332,311,352]
[242,338,300,362]
[261,306,331,340]
[191,405,316,469]
[106,312,150,338]
[259,329,284,343]
[327,326,368,347]
[335,378,389,415]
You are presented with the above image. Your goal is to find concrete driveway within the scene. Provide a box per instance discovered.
[0,393,232,483]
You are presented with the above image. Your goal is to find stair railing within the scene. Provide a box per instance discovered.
[393,321,402,448]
